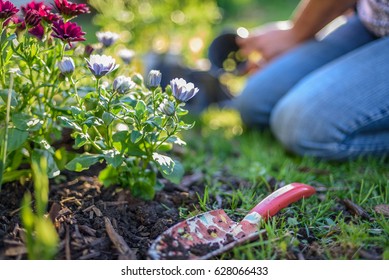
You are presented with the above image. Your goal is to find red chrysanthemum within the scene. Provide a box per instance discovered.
[51,20,86,46]
[0,0,19,20]
[54,0,90,18]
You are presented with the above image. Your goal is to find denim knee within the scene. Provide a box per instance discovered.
[269,96,345,160]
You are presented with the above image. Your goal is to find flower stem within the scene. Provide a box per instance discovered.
[0,74,14,190]
[71,77,81,105]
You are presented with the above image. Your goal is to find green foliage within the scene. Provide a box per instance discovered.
[88,0,222,65]
[0,2,198,200]
[21,157,58,260]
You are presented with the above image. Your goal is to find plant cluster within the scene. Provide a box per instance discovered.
[0,0,198,200]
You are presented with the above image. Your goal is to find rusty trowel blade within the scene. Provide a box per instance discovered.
[148,209,262,260]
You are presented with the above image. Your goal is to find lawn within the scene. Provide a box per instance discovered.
[178,107,389,259]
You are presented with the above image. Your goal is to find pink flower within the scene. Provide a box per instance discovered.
[22,1,60,24]
[54,0,90,18]
[21,1,51,15]
[0,0,19,20]
[52,20,86,46]
[25,9,41,27]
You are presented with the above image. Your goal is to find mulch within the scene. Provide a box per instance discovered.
[0,167,385,260]
[0,168,205,260]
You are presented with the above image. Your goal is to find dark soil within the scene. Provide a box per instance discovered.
[0,168,204,260]
[0,168,383,260]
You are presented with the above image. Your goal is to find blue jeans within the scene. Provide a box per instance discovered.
[230,16,389,160]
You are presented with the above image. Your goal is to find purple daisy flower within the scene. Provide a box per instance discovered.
[170,78,199,103]
[0,0,19,20]
[85,55,119,79]
[52,20,86,47]
[113,75,136,94]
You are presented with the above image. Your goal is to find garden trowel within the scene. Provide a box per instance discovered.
[148,183,315,260]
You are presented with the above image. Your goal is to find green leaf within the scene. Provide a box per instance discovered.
[120,96,137,107]
[83,116,104,127]
[34,219,58,260]
[31,156,49,217]
[162,159,184,184]
[7,33,17,41]
[74,133,88,148]
[65,153,101,172]
[135,100,146,118]
[1,170,31,184]
[31,150,60,178]
[21,193,34,232]
[103,149,123,168]
[0,89,18,106]
[32,137,54,153]
[0,128,29,153]
[70,106,83,117]
[130,130,142,143]
[112,131,128,153]
[98,165,119,187]
[102,111,115,125]
[166,135,186,146]
[58,116,82,132]
[112,131,146,156]
[129,170,156,200]
[152,152,174,175]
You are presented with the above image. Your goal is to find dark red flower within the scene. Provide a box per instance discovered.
[22,1,60,24]
[0,0,19,20]
[84,44,95,56]
[29,23,44,40]
[52,20,86,46]
[54,0,90,18]
[21,1,51,15]
[25,9,41,27]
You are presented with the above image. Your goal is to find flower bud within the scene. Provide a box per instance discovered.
[96,31,119,48]
[113,75,136,94]
[118,48,135,64]
[147,70,162,88]
[131,73,143,86]
[158,100,175,116]
[84,44,94,56]
[57,57,75,76]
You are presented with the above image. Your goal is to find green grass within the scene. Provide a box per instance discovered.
[179,108,389,260]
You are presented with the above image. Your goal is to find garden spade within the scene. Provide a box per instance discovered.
[148,183,315,260]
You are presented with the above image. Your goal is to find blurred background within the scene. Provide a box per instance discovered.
[14,0,299,98]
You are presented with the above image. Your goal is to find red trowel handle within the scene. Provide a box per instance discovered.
[249,183,316,220]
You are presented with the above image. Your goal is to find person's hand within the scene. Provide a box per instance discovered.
[236,21,301,73]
